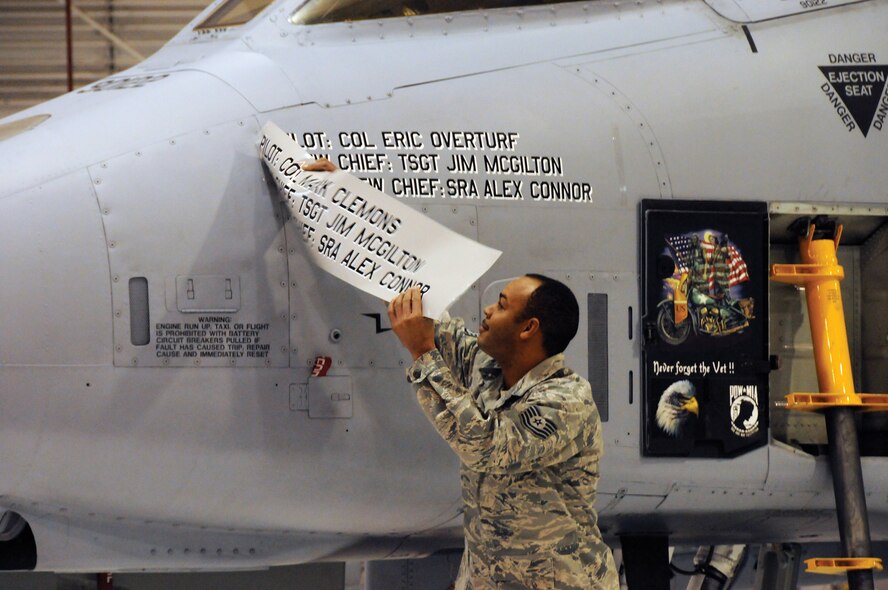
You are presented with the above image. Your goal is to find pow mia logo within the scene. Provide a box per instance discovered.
[729,385,759,438]
[520,406,557,440]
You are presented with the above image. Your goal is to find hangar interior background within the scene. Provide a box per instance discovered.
[0,0,209,119]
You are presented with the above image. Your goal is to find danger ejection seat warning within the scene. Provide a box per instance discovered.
[819,53,888,137]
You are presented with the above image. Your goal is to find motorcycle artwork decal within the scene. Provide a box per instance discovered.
[641,200,770,458]
[656,230,755,346]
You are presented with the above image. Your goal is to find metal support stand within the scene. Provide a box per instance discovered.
[825,407,874,590]
[753,544,801,590]
[770,217,884,590]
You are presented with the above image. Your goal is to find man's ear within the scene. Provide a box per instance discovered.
[519,317,540,341]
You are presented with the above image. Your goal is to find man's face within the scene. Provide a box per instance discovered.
[478,276,541,360]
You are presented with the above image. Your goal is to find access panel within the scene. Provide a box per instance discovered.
[641,199,769,457]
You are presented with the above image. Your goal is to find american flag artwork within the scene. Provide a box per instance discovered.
[664,234,698,274]
[723,244,750,286]
[665,232,750,290]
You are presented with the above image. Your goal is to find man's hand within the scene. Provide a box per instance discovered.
[300,157,336,172]
[388,287,435,361]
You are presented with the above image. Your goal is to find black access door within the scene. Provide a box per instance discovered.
[641,199,769,457]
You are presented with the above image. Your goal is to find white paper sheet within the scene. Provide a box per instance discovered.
[259,121,501,318]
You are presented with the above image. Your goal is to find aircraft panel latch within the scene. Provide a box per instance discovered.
[175,274,241,312]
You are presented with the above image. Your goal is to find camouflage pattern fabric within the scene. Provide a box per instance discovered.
[689,242,710,294]
[712,244,731,299]
[407,317,618,590]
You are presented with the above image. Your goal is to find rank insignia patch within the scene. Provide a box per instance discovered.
[520,406,557,439]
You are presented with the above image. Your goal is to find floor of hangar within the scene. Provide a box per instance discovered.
[2,546,888,589]
[0,563,343,590]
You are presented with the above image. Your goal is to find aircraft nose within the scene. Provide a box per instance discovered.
[0,166,113,366]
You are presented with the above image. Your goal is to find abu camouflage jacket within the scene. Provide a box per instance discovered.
[407,317,618,590]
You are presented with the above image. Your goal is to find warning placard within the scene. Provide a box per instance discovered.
[154,316,271,360]
[819,53,888,137]
[259,121,501,318]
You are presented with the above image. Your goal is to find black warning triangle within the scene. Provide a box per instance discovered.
[819,65,888,137]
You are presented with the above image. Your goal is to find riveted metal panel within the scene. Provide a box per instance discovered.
[93,119,290,367]
[284,201,481,370]
[703,0,866,23]
[0,170,112,366]
[567,273,638,445]
[308,376,353,419]
[482,273,636,436]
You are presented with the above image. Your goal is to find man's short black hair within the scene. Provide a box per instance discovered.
[519,274,579,356]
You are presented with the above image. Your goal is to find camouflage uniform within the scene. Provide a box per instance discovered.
[688,238,712,305]
[406,317,618,590]
[712,243,731,301]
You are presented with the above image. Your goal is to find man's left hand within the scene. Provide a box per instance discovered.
[388,287,435,360]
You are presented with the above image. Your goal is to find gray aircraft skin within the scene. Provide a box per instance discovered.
[0,0,887,574]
